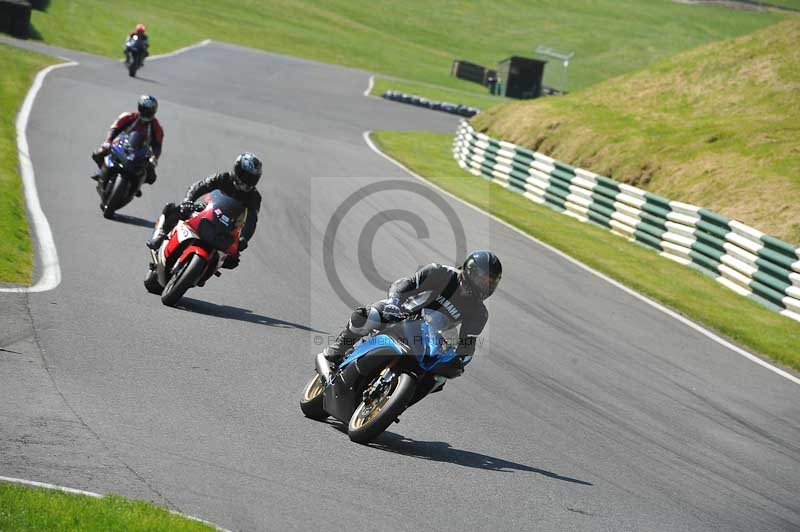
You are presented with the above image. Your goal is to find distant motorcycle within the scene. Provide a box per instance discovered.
[144,190,247,306]
[300,296,467,444]
[96,132,150,219]
[124,34,146,77]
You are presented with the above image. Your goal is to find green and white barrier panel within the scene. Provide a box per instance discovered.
[453,121,800,322]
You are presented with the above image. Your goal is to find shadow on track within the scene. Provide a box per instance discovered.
[179,297,325,332]
[371,432,593,484]
[111,214,154,228]
[130,76,162,85]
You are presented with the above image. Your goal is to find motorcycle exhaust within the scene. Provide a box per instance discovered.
[315,352,333,383]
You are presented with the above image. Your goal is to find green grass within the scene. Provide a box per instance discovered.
[473,18,800,244]
[371,130,800,371]
[370,76,508,112]
[30,0,782,93]
[0,483,217,531]
[0,44,58,285]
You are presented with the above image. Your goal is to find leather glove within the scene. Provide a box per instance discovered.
[238,238,248,252]
[179,200,197,218]
[221,253,240,269]
[382,297,403,320]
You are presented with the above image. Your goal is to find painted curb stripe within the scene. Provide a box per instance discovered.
[453,121,800,323]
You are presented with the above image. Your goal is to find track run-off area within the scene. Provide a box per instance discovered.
[1,39,798,532]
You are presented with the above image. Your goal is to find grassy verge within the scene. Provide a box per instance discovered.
[0,483,217,531]
[370,76,507,112]
[473,18,800,244]
[0,44,58,284]
[29,1,781,92]
[371,130,800,372]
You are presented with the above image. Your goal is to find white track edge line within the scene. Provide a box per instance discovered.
[0,61,77,294]
[362,131,800,386]
[363,75,375,97]
[148,39,212,61]
[0,476,234,532]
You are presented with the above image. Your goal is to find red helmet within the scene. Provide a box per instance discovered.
[136,24,146,33]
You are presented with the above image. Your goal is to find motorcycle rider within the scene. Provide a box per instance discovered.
[323,250,502,378]
[145,152,263,270]
[125,23,150,64]
[91,95,163,195]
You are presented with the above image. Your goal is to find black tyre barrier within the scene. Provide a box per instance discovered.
[382,91,480,118]
[0,0,31,38]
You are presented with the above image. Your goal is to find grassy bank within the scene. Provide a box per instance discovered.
[30,1,780,93]
[371,130,800,371]
[0,483,217,531]
[0,44,58,284]
[473,18,800,244]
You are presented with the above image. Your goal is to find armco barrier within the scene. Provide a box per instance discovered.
[382,91,480,118]
[453,121,800,322]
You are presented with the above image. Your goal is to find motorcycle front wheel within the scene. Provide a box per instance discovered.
[161,253,206,306]
[300,373,327,420]
[348,371,415,444]
[103,176,129,219]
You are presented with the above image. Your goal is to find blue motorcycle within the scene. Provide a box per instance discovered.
[301,299,467,443]
[96,131,150,219]
[124,34,146,77]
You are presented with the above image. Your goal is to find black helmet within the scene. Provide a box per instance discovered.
[232,152,262,192]
[138,94,158,121]
[461,250,502,300]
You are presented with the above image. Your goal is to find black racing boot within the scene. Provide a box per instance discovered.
[146,228,167,250]
[323,327,362,365]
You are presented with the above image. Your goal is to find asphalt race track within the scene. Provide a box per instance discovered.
[1,40,799,532]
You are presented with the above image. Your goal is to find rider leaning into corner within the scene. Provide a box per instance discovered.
[125,23,150,61]
[91,94,163,195]
[145,152,263,270]
[323,250,503,380]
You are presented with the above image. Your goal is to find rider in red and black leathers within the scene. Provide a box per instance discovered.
[324,251,503,378]
[91,95,163,190]
[146,153,263,270]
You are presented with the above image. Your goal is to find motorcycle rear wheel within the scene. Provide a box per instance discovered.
[161,253,205,306]
[300,373,327,420]
[348,371,415,444]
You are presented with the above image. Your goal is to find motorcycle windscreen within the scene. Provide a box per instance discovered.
[112,133,149,173]
[196,190,247,250]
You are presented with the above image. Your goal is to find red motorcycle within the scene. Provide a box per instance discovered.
[144,190,246,306]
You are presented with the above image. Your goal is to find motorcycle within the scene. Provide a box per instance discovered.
[144,190,246,306]
[300,297,467,444]
[96,131,150,219]
[124,35,146,77]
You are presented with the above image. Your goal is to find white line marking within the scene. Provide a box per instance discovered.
[0,476,233,532]
[362,131,800,386]
[0,61,77,294]
[0,475,102,497]
[148,39,212,61]
[363,74,375,97]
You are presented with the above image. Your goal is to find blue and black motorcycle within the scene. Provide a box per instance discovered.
[96,131,150,219]
[301,296,467,444]
[124,34,146,77]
